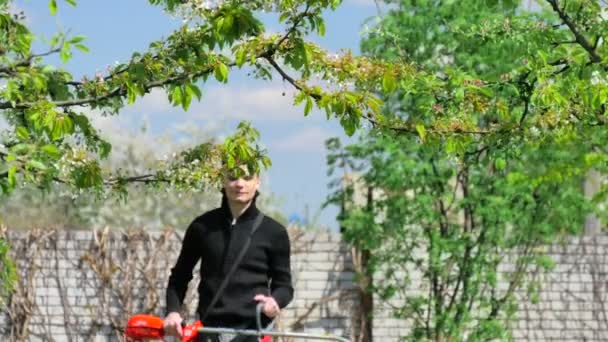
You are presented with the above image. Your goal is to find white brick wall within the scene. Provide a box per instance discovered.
[1,230,608,341]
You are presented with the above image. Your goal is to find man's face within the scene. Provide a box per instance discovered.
[223,171,260,204]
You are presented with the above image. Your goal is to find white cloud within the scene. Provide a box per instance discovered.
[271,126,333,153]
[126,88,171,115]
[83,109,174,161]
[202,85,302,121]
[346,0,383,7]
[126,84,320,122]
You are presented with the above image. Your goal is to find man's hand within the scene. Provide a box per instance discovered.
[253,294,280,318]
[163,312,183,338]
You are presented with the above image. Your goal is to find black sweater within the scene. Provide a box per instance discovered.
[166,194,293,327]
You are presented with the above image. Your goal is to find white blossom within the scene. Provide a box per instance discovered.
[529,126,540,137]
[591,70,606,86]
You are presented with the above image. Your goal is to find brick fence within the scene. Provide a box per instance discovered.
[0,228,607,341]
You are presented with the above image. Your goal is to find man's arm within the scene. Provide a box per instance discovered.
[164,220,202,337]
[268,225,294,308]
[255,224,293,318]
[166,221,202,314]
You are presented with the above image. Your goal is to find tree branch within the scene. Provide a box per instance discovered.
[593,35,602,49]
[0,61,225,110]
[51,173,172,187]
[0,47,61,75]
[430,157,449,237]
[265,55,497,136]
[550,39,577,46]
[452,166,477,326]
[488,186,544,319]
[4,17,316,112]
[517,74,536,126]
[273,4,312,53]
[103,174,171,186]
[546,0,602,63]
[264,56,305,93]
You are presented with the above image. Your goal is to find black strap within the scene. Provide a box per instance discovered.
[200,212,265,323]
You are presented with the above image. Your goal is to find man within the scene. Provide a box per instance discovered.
[164,167,293,341]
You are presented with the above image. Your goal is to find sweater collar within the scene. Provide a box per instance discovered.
[220,189,260,222]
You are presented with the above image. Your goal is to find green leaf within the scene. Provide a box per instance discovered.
[42,65,56,73]
[455,87,465,101]
[181,86,192,111]
[74,44,89,53]
[69,35,86,44]
[235,48,247,67]
[49,0,57,15]
[185,83,202,101]
[27,160,47,171]
[279,12,290,23]
[51,116,73,141]
[382,71,397,93]
[223,14,234,34]
[214,63,229,83]
[304,97,313,116]
[7,165,16,189]
[366,96,383,114]
[536,255,556,271]
[41,144,61,158]
[60,43,72,63]
[226,154,235,168]
[495,158,506,170]
[341,117,356,137]
[584,152,602,166]
[293,91,306,105]
[303,44,312,65]
[12,144,29,155]
[65,0,77,6]
[126,84,137,104]
[99,141,112,159]
[446,137,456,154]
[415,124,426,142]
[477,86,493,98]
[171,86,183,106]
[16,126,29,141]
[317,19,326,37]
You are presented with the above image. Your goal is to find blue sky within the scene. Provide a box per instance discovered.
[13,0,383,230]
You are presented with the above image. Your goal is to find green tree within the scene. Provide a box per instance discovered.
[1,0,607,320]
[327,0,608,340]
[328,132,593,340]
